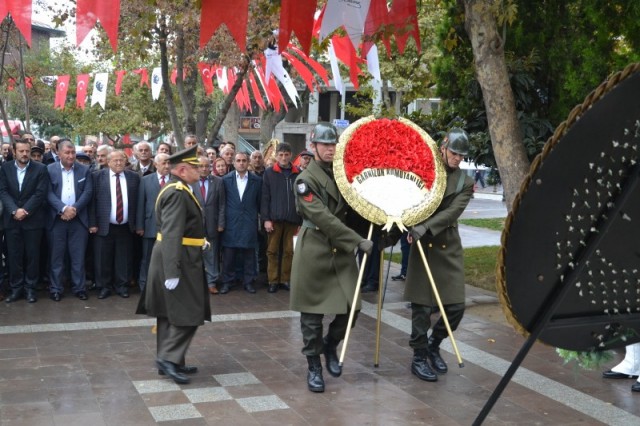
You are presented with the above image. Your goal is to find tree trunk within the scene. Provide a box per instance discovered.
[463,0,530,211]
[206,60,250,147]
[222,103,240,144]
[259,108,286,146]
[158,19,183,148]
[174,28,196,135]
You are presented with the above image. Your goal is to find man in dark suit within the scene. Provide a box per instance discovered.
[220,152,261,294]
[136,145,211,385]
[191,155,225,294]
[46,140,94,301]
[89,150,140,299]
[42,135,61,165]
[136,153,170,291]
[0,138,50,303]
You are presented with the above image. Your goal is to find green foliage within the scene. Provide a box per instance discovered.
[556,348,614,371]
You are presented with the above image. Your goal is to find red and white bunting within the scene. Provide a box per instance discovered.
[278,0,317,54]
[91,72,108,109]
[200,0,249,51]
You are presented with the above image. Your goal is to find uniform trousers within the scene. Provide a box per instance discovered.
[266,221,297,284]
[156,317,198,366]
[300,311,359,356]
[410,302,465,349]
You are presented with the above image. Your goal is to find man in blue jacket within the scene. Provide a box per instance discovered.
[261,142,301,293]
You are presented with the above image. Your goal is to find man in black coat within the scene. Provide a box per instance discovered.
[137,145,211,385]
[0,139,50,303]
[261,142,301,293]
[89,150,140,299]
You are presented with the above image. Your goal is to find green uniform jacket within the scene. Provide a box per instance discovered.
[404,167,474,306]
[136,180,211,326]
[289,160,363,314]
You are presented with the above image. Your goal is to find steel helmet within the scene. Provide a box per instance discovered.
[310,122,338,144]
[444,127,470,156]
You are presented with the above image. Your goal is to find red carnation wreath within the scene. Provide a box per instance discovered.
[334,116,446,231]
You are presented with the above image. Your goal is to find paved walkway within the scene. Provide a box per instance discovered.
[2,198,639,425]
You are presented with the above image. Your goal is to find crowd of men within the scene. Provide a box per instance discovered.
[0,132,314,304]
[0,124,475,395]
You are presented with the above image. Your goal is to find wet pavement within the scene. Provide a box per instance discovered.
[1,196,639,425]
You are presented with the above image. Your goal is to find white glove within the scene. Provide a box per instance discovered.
[202,239,211,251]
[164,278,179,290]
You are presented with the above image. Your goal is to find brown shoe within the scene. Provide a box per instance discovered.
[208,286,219,295]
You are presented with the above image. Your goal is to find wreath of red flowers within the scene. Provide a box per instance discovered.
[342,118,436,190]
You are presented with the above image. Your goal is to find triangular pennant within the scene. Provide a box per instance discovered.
[249,72,267,111]
[200,0,249,51]
[0,0,33,46]
[288,45,330,86]
[388,0,421,54]
[76,0,121,51]
[327,42,344,97]
[331,35,365,89]
[278,0,317,54]
[362,0,390,57]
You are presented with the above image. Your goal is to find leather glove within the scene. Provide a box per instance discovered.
[358,239,374,256]
[164,278,179,290]
[409,223,428,241]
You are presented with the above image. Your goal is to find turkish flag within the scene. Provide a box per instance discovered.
[54,75,71,110]
[278,0,316,54]
[77,0,121,52]
[198,63,215,96]
[115,70,126,95]
[76,74,90,109]
[200,0,249,51]
[0,0,33,46]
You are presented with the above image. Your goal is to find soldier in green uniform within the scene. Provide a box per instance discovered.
[290,122,373,393]
[405,128,474,382]
[136,146,211,385]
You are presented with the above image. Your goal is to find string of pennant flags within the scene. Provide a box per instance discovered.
[43,44,332,112]
[3,0,420,111]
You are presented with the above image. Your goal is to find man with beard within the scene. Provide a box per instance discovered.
[0,138,49,303]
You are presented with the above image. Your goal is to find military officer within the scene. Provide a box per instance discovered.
[136,145,211,385]
[290,122,374,393]
[405,128,474,382]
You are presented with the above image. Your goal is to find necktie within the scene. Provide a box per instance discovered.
[115,173,123,224]
[200,177,206,199]
[160,175,165,187]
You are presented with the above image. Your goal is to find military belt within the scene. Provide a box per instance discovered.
[156,233,205,247]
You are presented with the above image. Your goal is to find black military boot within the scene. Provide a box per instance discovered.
[427,336,448,374]
[307,356,325,392]
[323,336,342,377]
[411,349,437,382]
